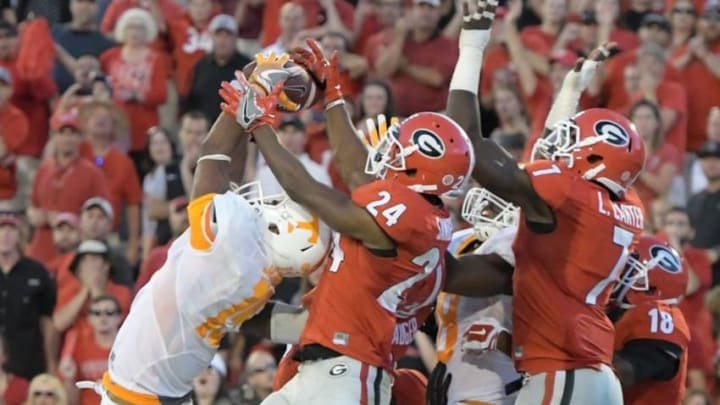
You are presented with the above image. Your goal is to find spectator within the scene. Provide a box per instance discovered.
[355,80,395,130]
[185,14,252,122]
[629,99,679,210]
[257,116,331,196]
[0,215,57,379]
[230,350,276,404]
[26,112,109,267]
[52,0,115,92]
[478,5,510,109]
[319,31,367,99]
[101,7,168,166]
[47,213,81,278]
[489,83,529,144]
[53,240,131,334]
[78,197,134,287]
[55,57,110,114]
[141,127,184,257]
[260,0,354,49]
[78,101,142,266]
[670,3,720,153]
[135,196,189,294]
[599,13,675,112]
[660,207,714,389]
[518,0,567,75]
[100,0,185,43]
[2,1,70,24]
[261,3,306,56]
[193,354,232,405]
[0,67,28,205]
[361,0,405,73]
[177,110,210,195]
[690,107,720,195]
[0,20,57,163]
[373,0,457,116]
[168,0,217,98]
[687,140,720,284]
[58,295,121,405]
[24,374,68,405]
[668,0,698,52]
[622,0,655,31]
[622,43,687,157]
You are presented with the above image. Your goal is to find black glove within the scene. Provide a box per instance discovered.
[426,361,452,405]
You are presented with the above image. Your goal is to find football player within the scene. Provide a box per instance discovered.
[220,46,474,402]
[433,187,521,405]
[76,112,329,404]
[440,1,646,403]
[610,235,690,405]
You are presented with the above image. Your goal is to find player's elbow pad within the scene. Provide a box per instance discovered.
[270,302,309,344]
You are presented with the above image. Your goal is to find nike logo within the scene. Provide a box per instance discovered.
[256,69,289,88]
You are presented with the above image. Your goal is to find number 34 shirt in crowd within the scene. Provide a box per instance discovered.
[299,179,453,371]
[511,160,646,375]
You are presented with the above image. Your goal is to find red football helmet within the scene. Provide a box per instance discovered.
[531,108,646,197]
[365,112,475,196]
[611,235,688,308]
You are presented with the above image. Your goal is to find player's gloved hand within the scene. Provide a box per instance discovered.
[426,361,452,405]
[290,38,343,104]
[461,317,508,355]
[566,41,618,93]
[220,71,282,132]
[459,0,498,51]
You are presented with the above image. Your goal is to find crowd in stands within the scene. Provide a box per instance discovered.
[0,0,719,404]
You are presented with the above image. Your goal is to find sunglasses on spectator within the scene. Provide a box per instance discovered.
[249,365,277,374]
[672,7,695,15]
[89,309,120,317]
[32,391,56,398]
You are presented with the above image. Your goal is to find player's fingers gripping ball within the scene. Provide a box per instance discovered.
[242,52,322,113]
[219,72,283,132]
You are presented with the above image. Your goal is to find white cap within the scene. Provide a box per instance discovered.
[82,197,114,221]
[209,14,238,35]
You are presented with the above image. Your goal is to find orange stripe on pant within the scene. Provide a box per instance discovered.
[541,371,556,405]
[360,363,369,405]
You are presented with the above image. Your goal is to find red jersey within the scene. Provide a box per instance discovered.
[299,179,452,370]
[511,160,645,374]
[614,301,689,405]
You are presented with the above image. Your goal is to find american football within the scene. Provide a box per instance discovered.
[242,59,321,112]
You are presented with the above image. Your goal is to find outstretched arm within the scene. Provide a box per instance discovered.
[291,40,373,190]
[444,0,553,225]
[190,113,248,200]
[219,72,394,249]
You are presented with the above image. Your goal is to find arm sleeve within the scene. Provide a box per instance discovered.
[615,339,683,382]
[187,193,217,251]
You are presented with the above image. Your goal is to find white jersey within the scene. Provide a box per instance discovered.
[435,226,520,405]
[108,191,273,398]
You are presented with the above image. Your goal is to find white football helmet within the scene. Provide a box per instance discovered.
[461,187,520,240]
[232,182,331,277]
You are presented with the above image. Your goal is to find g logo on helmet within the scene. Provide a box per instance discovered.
[649,245,682,274]
[594,120,629,148]
[412,129,445,159]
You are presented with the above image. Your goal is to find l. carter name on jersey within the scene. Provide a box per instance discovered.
[596,192,644,230]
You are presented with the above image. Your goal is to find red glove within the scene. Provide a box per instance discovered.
[290,38,343,105]
[219,70,283,133]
